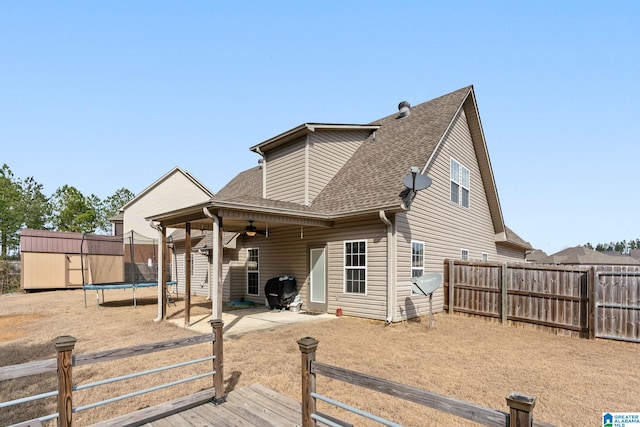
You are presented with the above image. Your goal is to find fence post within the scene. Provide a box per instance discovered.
[588,267,597,339]
[501,262,508,324]
[448,259,455,314]
[506,392,536,427]
[54,335,77,427]
[298,336,319,427]
[210,319,225,404]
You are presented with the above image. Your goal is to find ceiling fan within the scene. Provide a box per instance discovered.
[244,220,267,237]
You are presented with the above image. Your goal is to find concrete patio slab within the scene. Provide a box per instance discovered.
[167,306,336,338]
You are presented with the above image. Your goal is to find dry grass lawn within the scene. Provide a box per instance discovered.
[1,287,639,426]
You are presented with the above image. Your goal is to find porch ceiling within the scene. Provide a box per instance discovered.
[147,203,333,232]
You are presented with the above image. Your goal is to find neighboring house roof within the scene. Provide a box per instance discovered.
[526,249,548,263]
[121,166,215,212]
[630,249,640,260]
[535,246,640,265]
[108,212,123,222]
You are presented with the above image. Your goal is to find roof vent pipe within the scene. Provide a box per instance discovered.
[398,101,410,118]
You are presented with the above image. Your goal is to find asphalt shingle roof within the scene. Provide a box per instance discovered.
[536,247,640,265]
[311,87,471,214]
[214,86,472,216]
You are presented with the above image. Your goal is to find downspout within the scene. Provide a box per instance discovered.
[256,147,267,199]
[203,207,222,319]
[149,220,164,323]
[379,210,395,324]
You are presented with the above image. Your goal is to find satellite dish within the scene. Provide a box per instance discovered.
[411,273,442,329]
[411,273,442,296]
[403,173,432,191]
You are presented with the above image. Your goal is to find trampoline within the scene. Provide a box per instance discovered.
[81,231,176,308]
[83,281,176,308]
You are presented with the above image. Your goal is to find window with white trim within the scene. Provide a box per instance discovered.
[450,158,470,208]
[411,241,425,295]
[247,248,259,295]
[344,240,366,294]
[482,252,489,262]
[411,241,424,278]
[461,249,469,261]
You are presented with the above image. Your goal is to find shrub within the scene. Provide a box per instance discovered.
[0,260,21,294]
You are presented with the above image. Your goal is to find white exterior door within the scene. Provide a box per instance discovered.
[308,247,327,312]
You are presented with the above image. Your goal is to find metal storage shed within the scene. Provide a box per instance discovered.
[20,229,123,290]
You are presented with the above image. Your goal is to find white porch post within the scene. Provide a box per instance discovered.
[212,215,222,319]
[151,222,165,322]
[203,207,223,319]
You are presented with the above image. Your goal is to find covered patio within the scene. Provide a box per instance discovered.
[147,200,333,326]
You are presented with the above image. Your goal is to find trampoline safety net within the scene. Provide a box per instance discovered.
[82,230,172,286]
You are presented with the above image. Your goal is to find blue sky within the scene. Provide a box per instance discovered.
[1,1,638,254]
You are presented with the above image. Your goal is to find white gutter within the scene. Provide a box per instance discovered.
[149,220,164,323]
[379,211,395,324]
[203,207,222,319]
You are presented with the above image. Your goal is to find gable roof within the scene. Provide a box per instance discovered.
[536,246,640,265]
[310,86,483,215]
[149,86,527,250]
[250,124,380,154]
[122,166,215,211]
[214,87,499,216]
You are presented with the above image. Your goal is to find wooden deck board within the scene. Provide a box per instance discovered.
[92,384,305,427]
[229,386,302,426]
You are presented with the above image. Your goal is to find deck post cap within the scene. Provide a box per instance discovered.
[506,392,536,411]
[297,336,319,353]
[53,335,77,351]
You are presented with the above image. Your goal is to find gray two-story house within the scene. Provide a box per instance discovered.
[148,86,531,322]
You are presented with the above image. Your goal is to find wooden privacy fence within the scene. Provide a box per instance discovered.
[594,268,640,342]
[444,260,640,342]
[297,337,554,427]
[0,320,224,427]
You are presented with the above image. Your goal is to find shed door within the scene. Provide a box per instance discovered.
[67,255,87,287]
[308,247,327,313]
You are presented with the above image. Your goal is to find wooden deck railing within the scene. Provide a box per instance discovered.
[0,320,224,427]
[298,337,554,427]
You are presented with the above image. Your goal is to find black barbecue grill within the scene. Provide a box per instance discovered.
[265,276,298,310]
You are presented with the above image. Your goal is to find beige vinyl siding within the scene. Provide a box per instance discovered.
[264,137,306,203]
[123,171,212,239]
[227,247,247,302]
[497,244,527,261]
[395,108,525,320]
[173,250,210,297]
[232,216,389,320]
[308,130,368,202]
[221,244,256,303]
